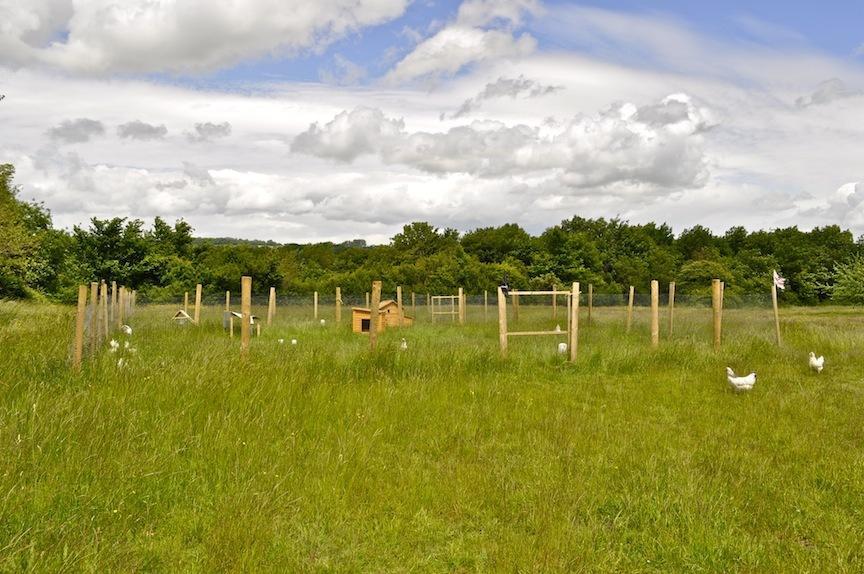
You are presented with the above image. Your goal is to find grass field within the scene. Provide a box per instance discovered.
[1,300,863,572]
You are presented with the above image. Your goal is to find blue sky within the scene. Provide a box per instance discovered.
[1,0,863,242]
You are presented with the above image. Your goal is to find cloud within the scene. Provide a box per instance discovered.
[293,94,716,189]
[186,122,232,143]
[448,75,562,118]
[46,118,105,143]
[795,79,863,108]
[0,0,409,74]
[385,0,539,84]
[319,54,368,86]
[117,120,168,140]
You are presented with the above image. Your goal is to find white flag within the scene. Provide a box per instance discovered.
[773,270,786,290]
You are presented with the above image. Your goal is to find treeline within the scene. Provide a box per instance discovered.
[3,162,864,304]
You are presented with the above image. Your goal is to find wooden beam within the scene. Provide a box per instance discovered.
[458,287,464,325]
[194,283,202,325]
[241,276,252,355]
[267,287,276,326]
[497,286,508,357]
[626,286,634,332]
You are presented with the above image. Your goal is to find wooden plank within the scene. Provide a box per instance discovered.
[241,276,252,355]
[73,285,88,370]
[194,283,202,325]
[651,280,659,348]
[626,286,634,332]
[397,286,403,327]
[497,286,507,357]
[507,330,569,337]
[370,281,382,351]
[570,282,579,362]
[712,278,722,350]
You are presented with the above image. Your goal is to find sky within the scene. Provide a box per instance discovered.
[1,0,863,244]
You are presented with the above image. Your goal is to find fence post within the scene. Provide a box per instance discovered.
[110,280,117,325]
[241,276,252,355]
[194,283,202,325]
[267,287,276,326]
[651,280,659,348]
[370,281,382,351]
[88,282,98,354]
[771,281,781,345]
[569,282,579,362]
[458,287,464,325]
[184,291,188,314]
[484,290,488,320]
[397,286,403,327]
[314,291,319,319]
[365,292,370,308]
[411,291,416,318]
[626,286,634,332]
[100,282,108,340]
[497,286,508,357]
[225,290,230,311]
[336,287,342,323]
[712,279,722,350]
[73,285,88,370]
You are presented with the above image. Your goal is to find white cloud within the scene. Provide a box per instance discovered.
[319,54,368,86]
[385,0,539,84]
[0,0,409,74]
[795,79,863,108]
[293,94,715,189]
[47,118,105,143]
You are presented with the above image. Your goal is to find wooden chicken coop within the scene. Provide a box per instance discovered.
[352,299,414,333]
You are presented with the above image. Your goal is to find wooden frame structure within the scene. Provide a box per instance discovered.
[498,284,580,362]
[430,287,464,324]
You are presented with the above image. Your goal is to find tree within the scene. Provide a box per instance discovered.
[831,256,864,304]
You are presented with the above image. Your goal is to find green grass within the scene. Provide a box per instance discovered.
[1,301,863,572]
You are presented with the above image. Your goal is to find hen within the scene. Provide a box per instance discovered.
[808,352,824,373]
[726,367,756,391]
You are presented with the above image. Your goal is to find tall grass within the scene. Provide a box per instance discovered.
[1,301,863,571]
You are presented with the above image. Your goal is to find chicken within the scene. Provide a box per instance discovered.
[400,338,408,351]
[726,367,756,391]
[320,319,326,326]
[557,342,568,354]
[291,339,298,345]
[109,339,119,352]
[121,324,133,335]
[808,352,824,373]
[277,338,285,344]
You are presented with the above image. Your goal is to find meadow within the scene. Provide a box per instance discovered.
[1,299,863,572]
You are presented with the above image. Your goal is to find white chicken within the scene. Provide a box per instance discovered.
[121,324,133,335]
[400,338,408,351]
[277,338,285,344]
[808,352,824,373]
[557,342,568,354]
[726,367,756,391]
[109,339,119,352]
[320,319,326,326]
[291,339,298,345]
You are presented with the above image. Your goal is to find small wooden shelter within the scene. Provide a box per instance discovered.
[352,299,413,333]
[172,309,194,325]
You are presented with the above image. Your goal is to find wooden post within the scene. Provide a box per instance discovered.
[626,286,634,332]
[110,280,117,324]
[88,282,98,354]
[552,284,557,319]
[240,276,252,355]
[497,286,508,357]
[411,291,416,318]
[668,282,676,336]
[313,291,319,319]
[336,287,342,323]
[772,282,781,345]
[712,279,722,350]
[397,286,404,327]
[267,287,276,326]
[650,280,659,348]
[194,283,202,325]
[118,287,126,328]
[569,282,579,362]
[100,282,108,340]
[131,290,136,313]
[484,290,488,320]
[225,290,230,311]
[73,285,88,370]
[365,292,370,308]
[230,315,234,339]
[588,283,593,325]
[458,287,464,325]
[370,281,382,351]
